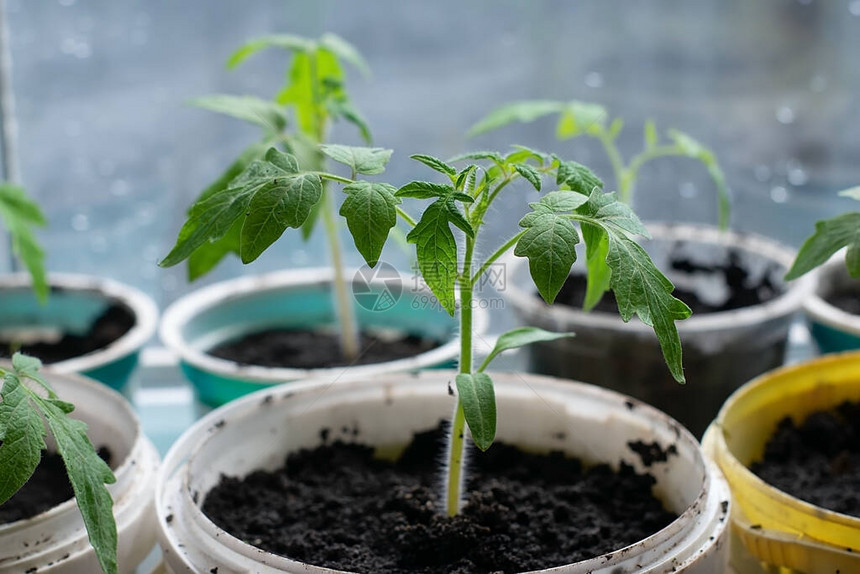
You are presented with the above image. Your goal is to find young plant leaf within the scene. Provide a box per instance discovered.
[0,184,48,302]
[448,150,505,165]
[455,373,496,451]
[839,186,860,201]
[515,206,580,303]
[467,100,565,137]
[505,145,550,165]
[339,181,400,266]
[538,191,590,213]
[226,34,314,69]
[581,224,612,311]
[513,163,542,191]
[319,33,371,77]
[410,154,457,177]
[555,101,609,138]
[190,95,288,132]
[644,119,659,148]
[405,200,460,315]
[554,157,604,196]
[395,181,455,199]
[328,99,372,144]
[320,144,392,175]
[0,373,46,505]
[786,212,860,280]
[478,327,575,371]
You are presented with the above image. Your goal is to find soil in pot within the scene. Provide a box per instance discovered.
[209,329,442,369]
[203,425,677,573]
[0,304,135,363]
[553,250,781,315]
[751,401,860,517]
[825,290,860,316]
[0,447,111,524]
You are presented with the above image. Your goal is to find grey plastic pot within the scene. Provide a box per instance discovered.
[803,254,860,353]
[161,268,488,409]
[503,223,811,437]
[155,371,730,573]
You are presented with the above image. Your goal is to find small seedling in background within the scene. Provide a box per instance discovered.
[0,354,117,574]
[172,32,373,360]
[389,147,690,515]
[785,186,860,280]
[0,182,47,301]
[470,100,730,310]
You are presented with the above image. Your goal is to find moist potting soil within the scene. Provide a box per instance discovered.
[751,401,860,517]
[203,425,676,573]
[210,329,442,369]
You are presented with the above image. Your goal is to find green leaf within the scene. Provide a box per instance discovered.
[320,144,392,175]
[538,191,589,213]
[410,154,456,177]
[190,95,288,132]
[607,117,624,140]
[515,207,580,303]
[329,99,372,144]
[839,187,860,201]
[554,157,604,195]
[467,100,565,137]
[665,129,731,229]
[340,181,400,266]
[226,34,313,69]
[396,181,455,199]
[505,145,550,165]
[319,33,371,77]
[644,119,659,148]
[0,373,45,505]
[513,163,542,191]
[479,327,574,371]
[581,224,611,311]
[555,100,608,139]
[31,393,117,574]
[580,188,650,238]
[786,213,860,280]
[455,373,496,451]
[406,201,459,315]
[160,148,321,268]
[448,150,505,165]
[0,184,48,302]
[278,51,318,137]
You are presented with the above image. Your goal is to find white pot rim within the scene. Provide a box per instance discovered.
[157,370,729,574]
[503,222,812,335]
[159,268,488,383]
[0,272,159,373]
[803,254,860,337]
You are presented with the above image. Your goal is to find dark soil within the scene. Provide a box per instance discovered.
[0,447,111,524]
[210,329,442,369]
[0,304,135,364]
[751,401,860,516]
[827,290,860,316]
[553,251,781,315]
[203,425,677,573]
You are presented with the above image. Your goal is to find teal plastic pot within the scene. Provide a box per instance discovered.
[804,255,860,353]
[0,273,159,392]
[160,268,487,409]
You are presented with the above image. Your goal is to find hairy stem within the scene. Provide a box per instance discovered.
[471,230,525,287]
[446,235,475,517]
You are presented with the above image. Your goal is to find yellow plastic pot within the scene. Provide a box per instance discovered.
[703,351,860,573]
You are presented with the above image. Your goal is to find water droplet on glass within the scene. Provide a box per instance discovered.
[71,213,90,231]
[754,165,772,182]
[788,167,808,186]
[60,37,91,59]
[770,186,788,203]
[850,0,860,16]
[679,182,698,199]
[136,204,155,225]
[584,72,604,89]
[776,106,795,124]
[110,179,130,197]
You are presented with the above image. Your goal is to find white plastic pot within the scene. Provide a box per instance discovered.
[155,371,730,573]
[0,368,160,573]
[803,254,860,353]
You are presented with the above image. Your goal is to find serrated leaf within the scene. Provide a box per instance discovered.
[31,393,117,574]
[0,373,45,505]
[515,210,580,303]
[410,154,456,176]
[786,212,860,280]
[479,327,574,371]
[161,149,321,268]
[513,163,541,191]
[455,164,478,190]
[443,197,474,238]
[0,184,48,302]
[395,181,454,199]
[839,187,860,201]
[448,150,505,164]
[190,95,288,132]
[319,33,370,77]
[406,201,459,315]
[455,373,496,451]
[554,157,604,195]
[467,100,565,137]
[320,144,392,175]
[556,101,608,139]
[340,181,400,266]
[644,120,659,148]
[505,145,550,165]
[226,34,314,69]
[538,191,589,213]
[580,188,650,238]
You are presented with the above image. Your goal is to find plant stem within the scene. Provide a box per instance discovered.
[396,206,417,227]
[597,131,628,202]
[471,230,525,287]
[446,235,475,517]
